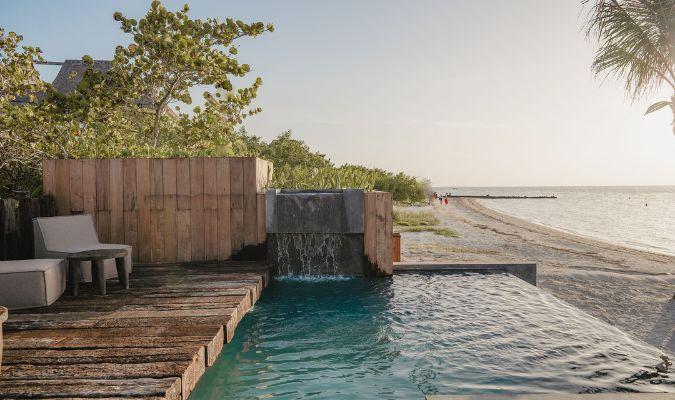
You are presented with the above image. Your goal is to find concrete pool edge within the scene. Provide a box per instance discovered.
[394,262,537,286]
[427,394,675,399]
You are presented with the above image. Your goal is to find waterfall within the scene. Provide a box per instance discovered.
[266,189,367,277]
[273,233,344,276]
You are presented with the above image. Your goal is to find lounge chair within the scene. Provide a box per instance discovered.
[0,259,66,309]
[33,215,132,283]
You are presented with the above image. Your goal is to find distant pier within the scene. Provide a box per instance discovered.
[449,195,557,199]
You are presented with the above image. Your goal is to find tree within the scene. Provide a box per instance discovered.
[585,0,675,134]
[110,1,273,146]
[0,28,50,195]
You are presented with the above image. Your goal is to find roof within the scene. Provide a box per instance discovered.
[11,59,166,113]
[51,59,112,94]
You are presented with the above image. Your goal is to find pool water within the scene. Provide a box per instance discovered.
[190,273,673,399]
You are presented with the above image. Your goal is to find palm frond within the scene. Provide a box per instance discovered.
[585,0,675,99]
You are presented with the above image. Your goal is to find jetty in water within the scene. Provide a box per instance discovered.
[450,195,557,199]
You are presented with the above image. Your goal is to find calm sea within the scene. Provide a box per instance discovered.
[435,186,675,257]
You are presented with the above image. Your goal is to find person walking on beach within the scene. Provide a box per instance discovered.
[444,198,448,205]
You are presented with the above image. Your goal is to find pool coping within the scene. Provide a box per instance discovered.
[393,262,537,286]
[427,394,675,399]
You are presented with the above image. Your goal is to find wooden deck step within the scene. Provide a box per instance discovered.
[0,263,269,399]
[0,377,182,400]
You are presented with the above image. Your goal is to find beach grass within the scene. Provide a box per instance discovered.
[397,226,459,238]
[393,210,440,227]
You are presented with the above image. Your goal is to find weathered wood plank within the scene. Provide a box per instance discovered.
[190,158,205,261]
[257,192,266,245]
[230,158,245,256]
[216,158,231,260]
[364,192,377,265]
[203,158,218,211]
[1,261,267,400]
[149,159,165,262]
[54,160,70,215]
[109,159,124,244]
[96,159,110,211]
[203,158,218,260]
[41,159,55,196]
[122,158,137,211]
[69,159,83,213]
[384,192,393,274]
[229,158,244,210]
[96,210,111,243]
[82,159,97,224]
[162,159,177,263]
[375,192,386,269]
[204,209,218,260]
[150,159,164,211]
[176,158,190,211]
[151,209,165,263]
[176,210,191,261]
[0,377,181,400]
[122,160,138,261]
[243,157,258,246]
[136,159,151,263]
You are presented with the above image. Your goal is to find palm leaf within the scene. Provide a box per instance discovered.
[645,100,672,114]
[585,0,675,99]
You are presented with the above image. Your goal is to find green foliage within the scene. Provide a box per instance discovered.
[396,226,459,238]
[109,0,273,145]
[0,1,430,202]
[584,0,675,133]
[0,28,49,195]
[0,2,272,196]
[393,208,457,237]
[231,130,429,203]
[393,210,439,226]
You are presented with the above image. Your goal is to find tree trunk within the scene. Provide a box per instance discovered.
[151,105,162,147]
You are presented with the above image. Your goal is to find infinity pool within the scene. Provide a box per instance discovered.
[190,273,673,399]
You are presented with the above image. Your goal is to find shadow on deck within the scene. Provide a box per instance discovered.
[0,261,271,400]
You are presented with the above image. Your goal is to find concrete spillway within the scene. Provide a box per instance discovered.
[265,189,366,276]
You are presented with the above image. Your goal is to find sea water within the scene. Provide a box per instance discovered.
[190,274,672,399]
[437,186,675,256]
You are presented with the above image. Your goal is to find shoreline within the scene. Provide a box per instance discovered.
[399,198,674,354]
[466,198,675,270]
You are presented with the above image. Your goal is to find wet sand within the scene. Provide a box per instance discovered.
[400,198,675,355]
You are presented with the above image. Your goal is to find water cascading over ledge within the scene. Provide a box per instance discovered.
[265,189,392,277]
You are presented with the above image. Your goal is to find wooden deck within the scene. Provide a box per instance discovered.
[0,261,270,400]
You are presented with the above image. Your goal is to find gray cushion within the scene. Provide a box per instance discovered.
[0,259,66,310]
[33,215,132,282]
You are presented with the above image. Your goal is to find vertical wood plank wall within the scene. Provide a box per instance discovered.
[363,191,393,276]
[42,157,271,264]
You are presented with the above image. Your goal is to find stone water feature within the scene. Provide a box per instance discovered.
[266,189,374,276]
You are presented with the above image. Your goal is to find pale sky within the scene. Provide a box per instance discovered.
[2,0,674,186]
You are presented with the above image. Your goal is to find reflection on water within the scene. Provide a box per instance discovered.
[441,186,675,256]
[190,273,673,399]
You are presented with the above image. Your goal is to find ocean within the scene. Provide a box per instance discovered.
[435,186,675,257]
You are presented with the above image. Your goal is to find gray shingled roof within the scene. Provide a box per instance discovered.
[11,59,159,110]
[51,59,112,94]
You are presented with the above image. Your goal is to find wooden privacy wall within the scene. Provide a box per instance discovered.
[363,191,393,276]
[42,157,272,264]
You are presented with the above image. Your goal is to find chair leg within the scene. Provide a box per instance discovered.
[115,257,129,289]
[92,259,107,295]
[69,260,80,297]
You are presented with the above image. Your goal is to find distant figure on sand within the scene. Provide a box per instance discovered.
[444,198,448,205]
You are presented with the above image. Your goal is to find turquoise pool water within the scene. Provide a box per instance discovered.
[190,273,673,399]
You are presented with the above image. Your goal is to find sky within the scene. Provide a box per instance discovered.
[2,0,674,187]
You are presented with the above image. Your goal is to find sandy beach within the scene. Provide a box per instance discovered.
[399,198,675,355]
